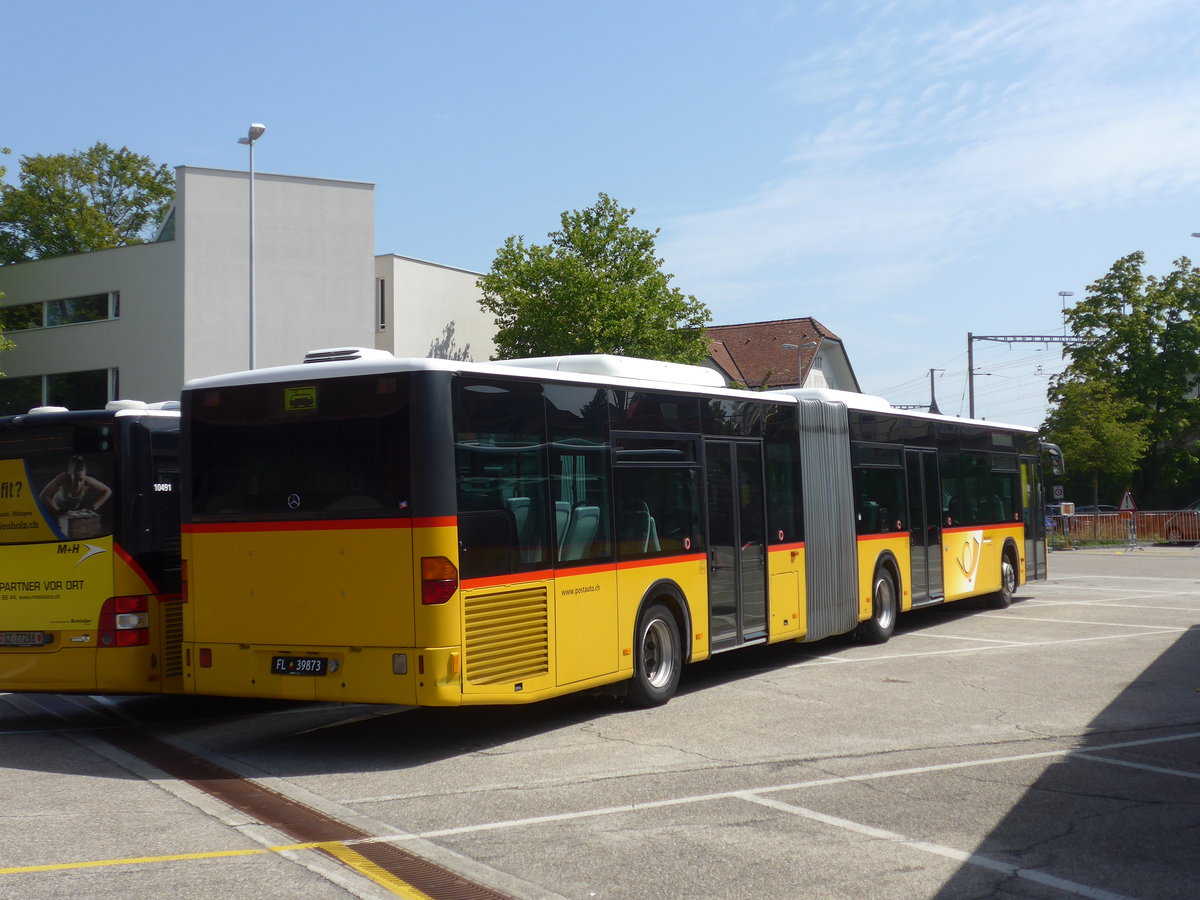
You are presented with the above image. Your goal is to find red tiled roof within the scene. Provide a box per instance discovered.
[706,340,747,386]
[706,317,842,389]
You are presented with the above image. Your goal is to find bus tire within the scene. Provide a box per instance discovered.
[988,549,1017,609]
[626,602,682,707]
[855,567,897,644]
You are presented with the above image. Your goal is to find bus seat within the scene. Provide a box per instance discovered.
[618,499,652,554]
[555,501,572,548]
[505,497,541,562]
[646,515,661,552]
[506,496,531,534]
[859,500,880,533]
[560,505,599,561]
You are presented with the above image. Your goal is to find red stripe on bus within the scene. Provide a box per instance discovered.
[413,516,457,528]
[459,553,709,590]
[113,542,158,594]
[614,553,707,571]
[183,518,413,534]
[942,524,1021,535]
[768,542,805,552]
[856,532,907,543]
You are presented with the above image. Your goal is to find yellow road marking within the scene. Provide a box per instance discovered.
[321,842,436,899]
[0,839,432,898]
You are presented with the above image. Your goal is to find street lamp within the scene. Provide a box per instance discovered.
[1058,290,1074,339]
[782,341,818,388]
[238,123,266,368]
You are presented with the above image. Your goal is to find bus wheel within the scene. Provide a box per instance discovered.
[989,551,1017,609]
[855,568,897,644]
[626,603,682,707]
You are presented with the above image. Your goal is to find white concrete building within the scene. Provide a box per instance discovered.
[0,166,494,413]
[374,255,486,362]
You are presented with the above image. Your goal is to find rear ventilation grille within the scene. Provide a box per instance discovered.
[162,600,184,677]
[463,586,549,685]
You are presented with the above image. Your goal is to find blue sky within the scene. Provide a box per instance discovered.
[7,0,1200,426]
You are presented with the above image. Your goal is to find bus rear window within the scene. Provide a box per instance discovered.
[188,375,411,521]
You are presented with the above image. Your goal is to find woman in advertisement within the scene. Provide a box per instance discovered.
[39,454,112,519]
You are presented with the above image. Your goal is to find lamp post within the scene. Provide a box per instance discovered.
[1058,291,1074,338]
[238,123,266,368]
[782,341,818,388]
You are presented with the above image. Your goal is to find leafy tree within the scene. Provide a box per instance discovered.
[0,150,11,357]
[0,142,175,264]
[1042,378,1149,508]
[478,193,711,363]
[1058,252,1200,505]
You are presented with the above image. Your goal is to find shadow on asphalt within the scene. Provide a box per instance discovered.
[933,623,1200,898]
[0,591,1023,779]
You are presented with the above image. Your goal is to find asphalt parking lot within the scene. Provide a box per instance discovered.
[1,544,1198,899]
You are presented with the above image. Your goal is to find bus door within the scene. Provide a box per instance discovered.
[1022,455,1047,580]
[704,439,767,650]
[905,448,944,604]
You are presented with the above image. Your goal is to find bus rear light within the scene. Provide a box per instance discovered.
[420,556,458,605]
[114,629,149,647]
[112,595,148,615]
[199,648,212,668]
[98,595,151,649]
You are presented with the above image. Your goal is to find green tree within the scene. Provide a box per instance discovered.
[478,193,711,363]
[1059,252,1200,504]
[1043,378,1149,508]
[0,149,11,360]
[0,142,175,264]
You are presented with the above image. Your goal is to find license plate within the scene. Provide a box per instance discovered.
[270,655,328,676]
[0,631,49,647]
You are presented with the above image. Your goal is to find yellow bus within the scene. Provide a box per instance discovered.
[0,402,183,694]
[180,350,1060,707]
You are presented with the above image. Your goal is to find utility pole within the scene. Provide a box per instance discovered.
[967,333,1084,418]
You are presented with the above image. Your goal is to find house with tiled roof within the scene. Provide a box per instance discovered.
[705,317,860,392]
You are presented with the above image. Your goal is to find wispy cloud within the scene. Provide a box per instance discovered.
[663,0,1200,306]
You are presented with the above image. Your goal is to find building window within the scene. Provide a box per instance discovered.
[376,278,387,332]
[0,291,119,333]
[0,369,115,415]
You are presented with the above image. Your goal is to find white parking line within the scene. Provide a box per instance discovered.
[980,614,1190,629]
[366,732,1198,897]
[1051,580,1200,588]
[1074,753,1200,781]
[1041,602,1200,613]
[908,633,1026,644]
[352,731,1200,827]
[789,628,1186,666]
[740,793,1133,900]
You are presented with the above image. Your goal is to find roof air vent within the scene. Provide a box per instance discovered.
[303,347,396,364]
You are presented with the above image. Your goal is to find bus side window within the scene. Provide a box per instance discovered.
[458,510,518,575]
[545,383,614,567]
[452,377,550,578]
[614,467,702,559]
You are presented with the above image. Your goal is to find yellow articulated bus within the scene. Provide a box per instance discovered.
[0,402,183,694]
[180,349,1061,707]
